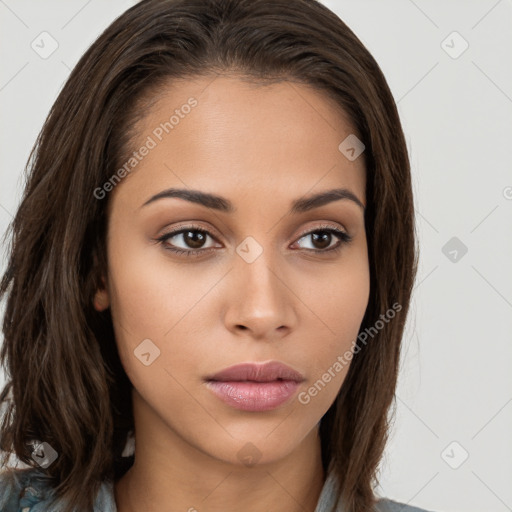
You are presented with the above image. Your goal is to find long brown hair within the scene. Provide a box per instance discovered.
[0,0,418,510]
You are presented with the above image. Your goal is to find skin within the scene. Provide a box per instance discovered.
[94,75,369,512]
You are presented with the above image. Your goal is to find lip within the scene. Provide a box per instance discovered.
[204,361,304,412]
[205,361,304,383]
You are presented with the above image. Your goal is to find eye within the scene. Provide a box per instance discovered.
[154,223,353,258]
[293,224,352,254]
[155,224,220,258]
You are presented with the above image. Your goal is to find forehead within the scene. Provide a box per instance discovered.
[111,75,366,210]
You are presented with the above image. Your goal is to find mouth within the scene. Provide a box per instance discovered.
[204,361,304,411]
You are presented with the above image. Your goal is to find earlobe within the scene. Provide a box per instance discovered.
[93,276,110,311]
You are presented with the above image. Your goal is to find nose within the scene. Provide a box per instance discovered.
[223,249,298,341]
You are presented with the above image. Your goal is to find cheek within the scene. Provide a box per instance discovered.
[298,253,370,391]
[106,237,219,389]
[306,244,369,330]
[320,266,369,327]
[107,233,198,335]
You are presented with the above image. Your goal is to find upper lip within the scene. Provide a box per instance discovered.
[206,361,304,383]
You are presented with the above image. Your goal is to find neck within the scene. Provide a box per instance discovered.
[114,400,326,512]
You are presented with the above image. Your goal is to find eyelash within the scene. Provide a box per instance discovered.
[154,223,353,258]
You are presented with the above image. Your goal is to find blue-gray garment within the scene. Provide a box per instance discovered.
[0,466,435,511]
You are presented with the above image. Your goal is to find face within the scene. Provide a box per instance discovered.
[95,75,370,467]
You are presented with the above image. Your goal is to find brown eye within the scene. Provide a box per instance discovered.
[295,227,352,253]
[180,230,208,249]
[156,226,220,257]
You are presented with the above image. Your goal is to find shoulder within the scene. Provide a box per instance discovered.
[318,469,438,512]
[0,467,117,512]
[0,466,55,511]
[375,498,437,512]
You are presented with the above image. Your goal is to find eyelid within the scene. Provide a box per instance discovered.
[156,221,348,243]
[157,222,221,240]
[295,221,347,238]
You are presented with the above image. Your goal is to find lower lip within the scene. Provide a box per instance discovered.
[205,380,300,411]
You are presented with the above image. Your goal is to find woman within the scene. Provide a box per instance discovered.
[0,0,427,511]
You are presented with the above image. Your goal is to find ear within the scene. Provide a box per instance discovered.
[93,275,110,311]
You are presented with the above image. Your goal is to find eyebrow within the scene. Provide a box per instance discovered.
[140,187,365,213]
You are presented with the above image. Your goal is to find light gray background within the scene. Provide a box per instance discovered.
[1,1,511,511]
